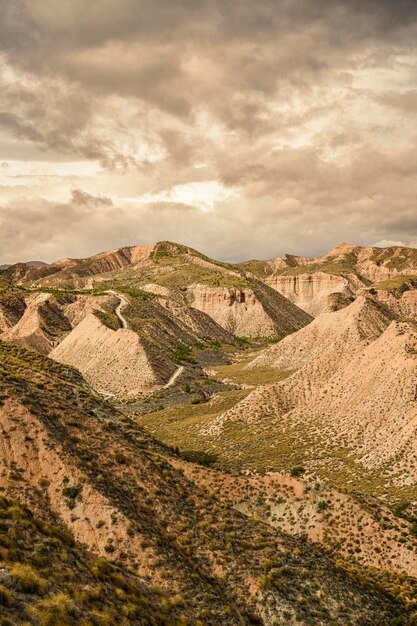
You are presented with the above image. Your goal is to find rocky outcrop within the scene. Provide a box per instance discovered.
[372,287,417,318]
[186,285,274,337]
[1,293,72,353]
[185,283,312,337]
[265,272,349,316]
[260,242,417,316]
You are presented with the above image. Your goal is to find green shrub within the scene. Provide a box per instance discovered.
[90,558,113,579]
[392,501,409,518]
[172,344,196,364]
[62,485,81,500]
[290,466,306,478]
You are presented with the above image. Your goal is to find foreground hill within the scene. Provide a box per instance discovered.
[136,294,417,585]
[2,239,417,619]
[0,341,405,625]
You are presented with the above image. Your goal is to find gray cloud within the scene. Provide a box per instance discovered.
[0,0,416,261]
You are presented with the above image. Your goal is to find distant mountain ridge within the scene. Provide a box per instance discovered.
[0,260,46,270]
[3,239,417,322]
[239,241,417,315]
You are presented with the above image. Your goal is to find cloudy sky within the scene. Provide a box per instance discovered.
[1,0,417,264]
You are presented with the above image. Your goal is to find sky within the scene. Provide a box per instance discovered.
[0,0,417,264]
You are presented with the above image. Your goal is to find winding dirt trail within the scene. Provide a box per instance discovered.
[107,290,129,329]
[164,365,184,388]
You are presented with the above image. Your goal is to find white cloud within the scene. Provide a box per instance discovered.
[129,181,236,213]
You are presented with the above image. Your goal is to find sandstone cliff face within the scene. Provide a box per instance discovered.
[260,242,417,316]
[265,272,348,316]
[187,285,275,336]
[185,283,311,337]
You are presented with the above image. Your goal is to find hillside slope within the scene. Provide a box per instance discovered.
[210,308,417,501]
[0,341,405,625]
[3,241,312,338]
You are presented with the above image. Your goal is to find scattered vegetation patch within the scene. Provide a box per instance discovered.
[172,343,196,364]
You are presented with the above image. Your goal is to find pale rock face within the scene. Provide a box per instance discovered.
[265,272,347,317]
[401,290,417,316]
[375,289,417,318]
[142,283,172,297]
[50,314,160,398]
[1,293,53,353]
[129,244,156,264]
[186,285,276,337]
[327,242,358,256]
[358,259,395,282]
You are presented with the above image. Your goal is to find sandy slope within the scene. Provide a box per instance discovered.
[248,295,393,371]
[175,461,417,578]
[50,313,160,397]
[205,297,417,496]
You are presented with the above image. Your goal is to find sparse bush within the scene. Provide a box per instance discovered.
[172,343,196,364]
[31,592,77,625]
[290,466,306,478]
[0,583,13,607]
[62,484,82,509]
[10,563,46,595]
